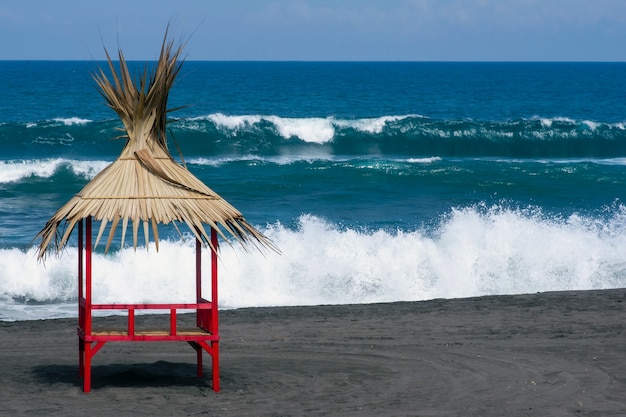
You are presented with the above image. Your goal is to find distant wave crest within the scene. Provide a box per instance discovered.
[174,113,626,158]
[0,158,109,184]
[186,113,421,144]
[2,113,625,161]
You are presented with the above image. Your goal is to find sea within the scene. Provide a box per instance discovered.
[1,61,626,321]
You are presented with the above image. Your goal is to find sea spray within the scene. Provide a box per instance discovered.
[3,207,625,320]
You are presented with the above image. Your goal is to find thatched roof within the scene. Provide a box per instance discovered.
[35,34,275,259]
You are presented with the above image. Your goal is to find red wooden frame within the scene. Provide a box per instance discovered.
[77,216,220,392]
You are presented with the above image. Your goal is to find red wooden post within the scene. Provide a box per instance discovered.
[196,237,202,328]
[78,219,84,378]
[194,236,203,377]
[211,227,220,392]
[211,228,218,335]
[78,219,83,303]
[85,216,92,336]
[84,216,93,393]
[83,342,91,393]
[196,344,204,378]
[128,309,135,336]
[170,309,177,336]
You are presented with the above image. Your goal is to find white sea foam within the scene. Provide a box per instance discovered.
[188,155,436,167]
[0,159,61,183]
[70,160,110,178]
[266,115,336,143]
[209,113,336,143]
[0,159,109,183]
[3,207,626,321]
[534,116,622,133]
[205,113,263,130]
[406,157,441,164]
[188,155,290,167]
[593,158,626,166]
[52,117,92,126]
[189,113,422,144]
[333,115,414,134]
[536,116,577,128]
[582,120,602,130]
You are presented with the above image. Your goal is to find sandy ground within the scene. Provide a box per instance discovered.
[1,289,625,416]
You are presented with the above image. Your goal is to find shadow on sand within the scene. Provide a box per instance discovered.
[32,361,209,389]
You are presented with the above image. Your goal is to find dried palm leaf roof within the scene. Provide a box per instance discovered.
[35,34,276,259]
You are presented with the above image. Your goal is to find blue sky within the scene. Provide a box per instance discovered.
[1,0,625,61]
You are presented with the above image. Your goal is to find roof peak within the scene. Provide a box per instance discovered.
[35,29,279,259]
[93,29,186,156]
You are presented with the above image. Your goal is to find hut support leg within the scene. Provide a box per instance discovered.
[78,338,84,378]
[187,341,220,392]
[78,216,104,393]
[187,341,204,377]
[79,341,106,392]
[83,342,91,393]
[211,341,220,391]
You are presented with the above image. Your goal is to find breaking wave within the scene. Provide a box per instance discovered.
[3,207,626,321]
[2,114,625,159]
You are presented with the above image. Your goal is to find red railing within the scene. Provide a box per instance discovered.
[78,297,216,340]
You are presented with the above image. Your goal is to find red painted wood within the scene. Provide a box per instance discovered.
[210,229,220,392]
[170,309,177,335]
[197,345,203,377]
[78,338,84,377]
[78,220,83,301]
[211,228,219,336]
[196,237,202,301]
[128,309,135,336]
[77,219,84,381]
[77,223,220,393]
[83,342,91,393]
[90,302,212,310]
[83,333,219,342]
[85,217,92,336]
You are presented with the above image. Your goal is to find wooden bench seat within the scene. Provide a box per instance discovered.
[90,327,213,337]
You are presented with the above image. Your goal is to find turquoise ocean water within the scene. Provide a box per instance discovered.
[1,61,626,320]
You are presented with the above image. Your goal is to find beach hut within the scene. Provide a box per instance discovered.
[35,33,275,393]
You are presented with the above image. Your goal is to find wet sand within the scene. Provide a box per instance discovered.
[1,289,625,416]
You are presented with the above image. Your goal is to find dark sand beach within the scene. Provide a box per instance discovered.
[1,289,625,416]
